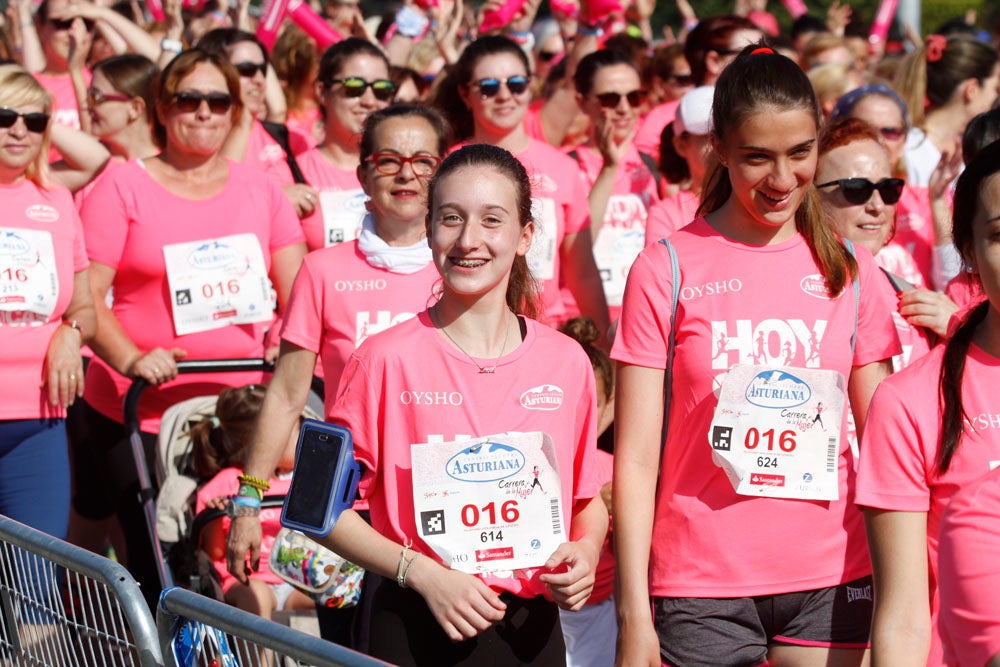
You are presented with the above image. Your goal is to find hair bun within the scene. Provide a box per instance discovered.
[560,316,601,346]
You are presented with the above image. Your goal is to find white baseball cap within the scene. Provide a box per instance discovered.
[675,85,715,136]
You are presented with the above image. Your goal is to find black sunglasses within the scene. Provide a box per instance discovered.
[49,17,96,31]
[326,77,396,101]
[0,108,50,133]
[172,91,234,114]
[595,90,645,109]
[816,177,905,205]
[233,61,267,78]
[667,73,694,86]
[471,75,531,98]
[538,50,560,63]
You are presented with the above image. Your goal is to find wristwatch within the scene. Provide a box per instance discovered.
[225,497,260,519]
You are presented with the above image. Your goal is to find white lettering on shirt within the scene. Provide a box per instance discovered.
[334,279,388,292]
[711,319,828,369]
[399,391,464,406]
[680,279,743,301]
[964,413,1000,432]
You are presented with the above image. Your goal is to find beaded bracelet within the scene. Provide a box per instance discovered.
[237,473,271,492]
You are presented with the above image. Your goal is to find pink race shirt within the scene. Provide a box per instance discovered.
[78,159,305,432]
[295,148,364,251]
[893,184,935,289]
[245,121,295,185]
[938,465,1000,667]
[644,189,700,248]
[612,219,900,597]
[572,145,659,320]
[331,313,601,597]
[287,107,321,153]
[876,240,927,290]
[35,71,86,132]
[280,240,439,416]
[0,180,89,420]
[857,343,1000,666]
[633,100,678,159]
[196,467,293,593]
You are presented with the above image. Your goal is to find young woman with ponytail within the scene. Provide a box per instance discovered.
[857,139,1000,666]
[612,44,899,666]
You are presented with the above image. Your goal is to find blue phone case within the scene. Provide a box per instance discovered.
[280,419,360,538]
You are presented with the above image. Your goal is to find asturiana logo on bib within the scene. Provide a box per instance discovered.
[520,385,564,411]
[188,241,240,270]
[446,440,526,483]
[345,193,368,214]
[800,274,830,299]
[25,204,59,222]
[745,370,811,409]
[0,231,30,256]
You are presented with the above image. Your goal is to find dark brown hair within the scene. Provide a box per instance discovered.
[936,140,1000,473]
[93,54,159,126]
[559,316,613,400]
[699,43,857,297]
[190,385,267,480]
[427,144,539,319]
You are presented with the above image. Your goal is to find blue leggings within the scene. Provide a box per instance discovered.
[0,419,71,540]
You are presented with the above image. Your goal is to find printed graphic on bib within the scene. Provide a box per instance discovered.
[0,228,59,326]
[319,190,367,246]
[709,364,846,501]
[163,233,271,336]
[593,195,646,307]
[412,431,565,574]
[527,198,557,281]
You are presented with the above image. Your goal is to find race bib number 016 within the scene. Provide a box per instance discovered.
[163,234,271,336]
[708,364,846,501]
[411,431,565,575]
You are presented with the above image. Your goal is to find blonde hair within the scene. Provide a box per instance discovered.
[0,65,53,188]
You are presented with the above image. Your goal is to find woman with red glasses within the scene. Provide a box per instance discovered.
[71,49,306,609]
[433,35,609,338]
[292,38,395,251]
[570,49,659,323]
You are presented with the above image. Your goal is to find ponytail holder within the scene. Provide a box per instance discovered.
[209,416,221,428]
[750,47,774,55]
[926,34,946,63]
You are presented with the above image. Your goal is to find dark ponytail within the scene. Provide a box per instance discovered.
[190,385,267,480]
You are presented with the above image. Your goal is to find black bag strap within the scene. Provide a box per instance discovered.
[261,120,308,185]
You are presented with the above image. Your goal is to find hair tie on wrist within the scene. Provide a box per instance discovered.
[926,34,946,63]
[750,47,774,55]
[209,416,221,428]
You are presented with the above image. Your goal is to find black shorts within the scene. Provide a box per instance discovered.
[653,576,873,667]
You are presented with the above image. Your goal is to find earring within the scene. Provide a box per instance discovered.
[966,265,975,273]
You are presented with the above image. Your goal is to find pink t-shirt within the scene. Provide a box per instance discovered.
[876,239,927,290]
[331,313,601,598]
[79,159,305,432]
[286,107,321,153]
[856,343,1000,666]
[523,101,548,144]
[35,71,86,132]
[196,466,293,593]
[244,120,295,185]
[612,219,901,597]
[571,145,658,319]
[280,240,439,416]
[633,100,678,159]
[938,465,1000,667]
[295,148,363,251]
[893,184,935,289]
[644,189,700,248]
[0,179,89,420]
[588,449,615,605]
[945,272,985,314]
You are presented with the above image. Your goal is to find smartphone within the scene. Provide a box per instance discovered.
[280,420,360,538]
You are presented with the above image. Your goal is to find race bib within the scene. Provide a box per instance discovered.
[163,233,271,336]
[319,189,368,246]
[527,198,558,281]
[0,228,59,326]
[411,431,566,574]
[708,364,846,501]
[592,197,645,307]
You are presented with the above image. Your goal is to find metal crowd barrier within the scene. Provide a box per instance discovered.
[0,514,162,666]
[157,587,393,667]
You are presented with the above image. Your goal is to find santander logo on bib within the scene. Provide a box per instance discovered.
[520,385,564,411]
[25,204,59,222]
[745,370,811,409]
[187,241,239,270]
[799,274,830,299]
[446,440,526,482]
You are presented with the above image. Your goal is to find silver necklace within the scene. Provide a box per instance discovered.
[430,306,512,374]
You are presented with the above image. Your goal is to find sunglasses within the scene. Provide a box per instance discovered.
[816,177,905,205]
[366,152,442,177]
[172,91,233,114]
[0,108,50,133]
[326,77,396,101]
[595,90,645,109]
[878,126,906,142]
[538,50,560,63]
[471,75,531,98]
[667,73,694,86]
[234,61,267,78]
[88,88,132,105]
[49,17,96,31]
